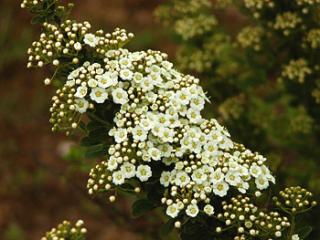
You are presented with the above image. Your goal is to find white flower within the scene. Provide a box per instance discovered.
[176,88,190,105]
[75,86,88,98]
[203,204,214,216]
[158,127,175,143]
[132,126,148,142]
[112,171,125,185]
[190,98,205,111]
[148,147,162,161]
[141,77,154,91]
[97,72,118,88]
[166,203,180,218]
[212,181,229,197]
[186,108,202,123]
[140,118,153,130]
[191,168,207,184]
[68,68,80,79]
[90,87,108,103]
[133,72,144,83]
[83,33,99,47]
[225,171,241,186]
[120,162,136,178]
[211,168,225,184]
[107,156,118,171]
[237,181,249,194]
[75,98,89,113]
[119,57,132,69]
[114,128,128,143]
[74,42,82,51]
[112,88,129,105]
[175,171,191,187]
[158,144,173,157]
[160,171,171,187]
[120,69,133,80]
[292,234,300,240]
[250,163,262,178]
[161,60,173,69]
[255,175,270,190]
[136,165,152,182]
[186,204,199,218]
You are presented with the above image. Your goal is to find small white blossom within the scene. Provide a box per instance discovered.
[186,204,199,218]
[160,171,171,187]
[112,171,125,185]
[120,162,136,178]
[112,88,129,105]
[75,98,89,113]
[114,128,128,143]
[166,203,180,218]
[75,86,88,98]
[136,165,152,182]
[97,72,118,88]
[255,175,270,190]
[74,42,82,51]
[203,204,214,216]
[90,87,108,103]
[212,181,229,197]
[120,69,133,80]
[132,126,148,142]
[84,33,99,47]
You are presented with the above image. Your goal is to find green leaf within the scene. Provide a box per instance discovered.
[160,218,175,237]
[84,144,107,158]
[297,226,313,239]
[131,198,157,218]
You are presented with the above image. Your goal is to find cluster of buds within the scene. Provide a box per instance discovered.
[216,195,290,239]
[27,20,92,68]
[273,186,317,214]
[41,220,87,240]
[280,58,312,84]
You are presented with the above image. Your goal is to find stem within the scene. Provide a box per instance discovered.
[288,214,296,239]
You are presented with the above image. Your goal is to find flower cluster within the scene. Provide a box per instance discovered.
[273,12,302,36]
[41,220,86,240]
[155,0,217,40]
[218,94,246,121]
[22,6,276,218]
[243,0,275,18]
[280,59,312,84]
[303,29,320,49]
[216,195,290,239]
[64,31,276,219]
[273,186,317,214]
[237,26,263,51]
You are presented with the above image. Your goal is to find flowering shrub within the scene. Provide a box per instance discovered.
[22,0,317,239]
